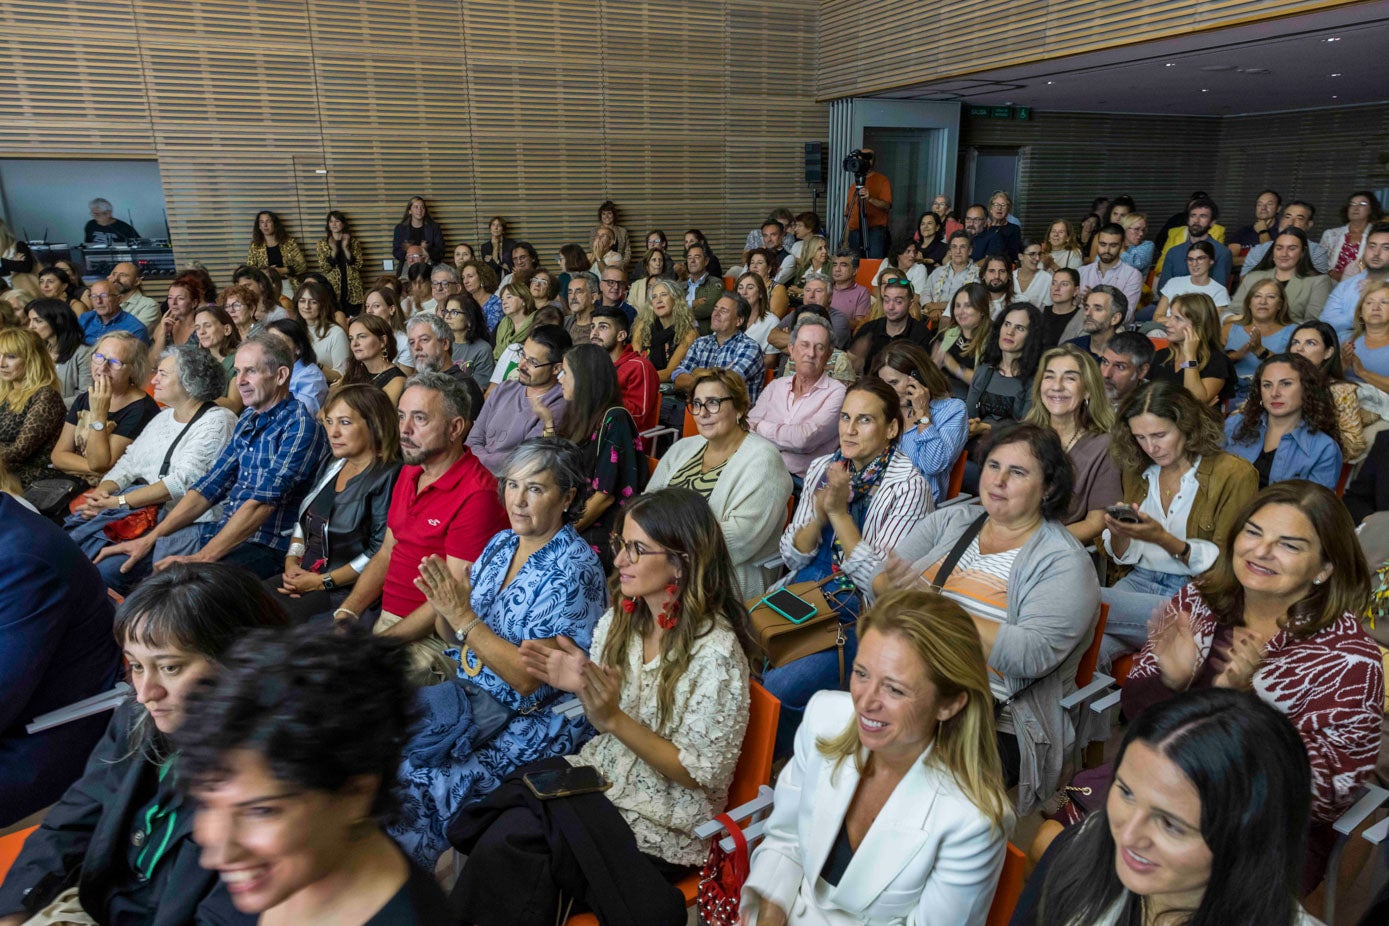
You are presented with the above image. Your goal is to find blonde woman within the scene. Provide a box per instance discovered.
[632,278,697,384]
[742,591,1011,925]
[1039,219,1083,272]
[1156,291,1236,405]
[0,327,64,486]
[786,235,829,300]
[1022,345,1121,543]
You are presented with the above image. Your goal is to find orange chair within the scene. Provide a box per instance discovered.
[763,366,775,387]
[1111,653,1135,687]
[854,258,883,290]
[1335,461,1353,498]
[646,456,660,478]
[566,683,781,925]
[985,843,1028,926]
[722,275,735,291]
[945,452,967,501]
[1075,603,1109,690]
[1148,336,1170,352]
[682,406,698,438]
[0,825,37,884]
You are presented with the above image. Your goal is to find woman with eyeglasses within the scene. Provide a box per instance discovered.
[648,369,792,598]
[766,377,932,755]
[442,292,495,393]
[1320,190,1383,282]
[219,282,258,345]
[386,438,607,868]
[49,331,159,488]
[1153,240,1230,321]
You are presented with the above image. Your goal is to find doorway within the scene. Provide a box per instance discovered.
[963,146,1020,214]
[862,126,945,252]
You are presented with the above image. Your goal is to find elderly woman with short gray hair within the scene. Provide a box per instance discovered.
[388,436,609,867]
[68,343,239,593]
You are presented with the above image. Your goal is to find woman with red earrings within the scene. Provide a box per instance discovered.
[450,487,759,924]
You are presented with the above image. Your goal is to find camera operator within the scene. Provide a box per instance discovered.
[842,147,892,259]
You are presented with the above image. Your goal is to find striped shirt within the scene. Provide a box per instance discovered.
[923,538,1022,700]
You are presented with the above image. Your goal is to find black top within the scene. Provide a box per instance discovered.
[1039,305,1081,349]
[852,317,933,369]
[1254,446,1276,488]
[1149,347,1237,404]
[66,391,161,439]
[647,320,678,373]
[820,820,856,887]
[365,859,455,925]
[372,365,406,390]
[85,218,140,244]
[265,244,283,268]
[919,237,948,267]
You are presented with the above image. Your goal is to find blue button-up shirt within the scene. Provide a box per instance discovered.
[1223,415,1342,490]
[673,330,766,402]
[79,309,150,346]
[192,396,328,553]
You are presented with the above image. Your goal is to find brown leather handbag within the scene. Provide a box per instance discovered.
[748,574,855,674]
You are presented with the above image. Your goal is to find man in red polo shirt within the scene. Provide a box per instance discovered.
[590,306,658,433]
[333,371,507,683]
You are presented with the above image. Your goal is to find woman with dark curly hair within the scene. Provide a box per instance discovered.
[317,209,365,317]
[965,301,1043,431]
[1287,320,1366,461]
[1100,381,1258,668]
[1223,353,1342,489]
[0,564,289,925]
[387,438,608,868]
[183,622,453,924]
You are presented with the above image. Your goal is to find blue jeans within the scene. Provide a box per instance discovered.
[761,623,859,758]
[1099,567,1188,670]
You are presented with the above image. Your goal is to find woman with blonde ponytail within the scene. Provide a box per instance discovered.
[741,590,1012,926]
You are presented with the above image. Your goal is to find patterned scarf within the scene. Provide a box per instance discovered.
[822,444,895,566]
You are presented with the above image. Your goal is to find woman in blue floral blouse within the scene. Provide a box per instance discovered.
[388,437,609,867]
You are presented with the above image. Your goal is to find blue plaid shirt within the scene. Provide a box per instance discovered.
[672,330,766,403]
[191,396,328,553]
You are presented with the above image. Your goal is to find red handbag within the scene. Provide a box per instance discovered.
[696,812,749,926]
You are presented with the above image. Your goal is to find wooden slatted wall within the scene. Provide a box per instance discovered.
[0,0,827,282]
[818,0,1367,100]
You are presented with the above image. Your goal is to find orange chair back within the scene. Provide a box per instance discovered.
[682,406,698,438]
[1075,603,1109,690]
[854,258,883,290]
[1335,462,1353,498]
[985,842,1027,926]
[945,451,967,500]
[646,456,660,478]
[763,366,775,387]
[722,276,735,291]
[1111,653,1135,687]
[0,825,37,884]
[565,683,781,925]
[1148,336,1170,352]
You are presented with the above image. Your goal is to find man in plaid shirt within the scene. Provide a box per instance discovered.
[98,333,327,581]
[671,291,766,403]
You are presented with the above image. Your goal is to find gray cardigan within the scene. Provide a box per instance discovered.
[863,504,1100,815]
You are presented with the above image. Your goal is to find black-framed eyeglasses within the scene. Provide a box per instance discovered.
[609,534,686,563]
[519,354,557,369]
[687,396,732,415]
[442,309,465,319]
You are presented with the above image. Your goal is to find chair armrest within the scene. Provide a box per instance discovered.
[1089,689,1123,715]
[1060,674,1114,711]
[1334,784,1389,837]
[639,426,677,455]
[27,683,131,734]
[693,786,776,839]
[1364,815,1389,846]
[940,494,975,509]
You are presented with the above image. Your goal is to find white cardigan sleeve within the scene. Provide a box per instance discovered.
[715,436,793,567]
[162,408,237,501]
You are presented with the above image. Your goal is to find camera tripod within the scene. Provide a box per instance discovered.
[840,172,870,255]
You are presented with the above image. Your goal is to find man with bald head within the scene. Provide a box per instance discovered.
[106,261,160,331]
[80,279,150,345]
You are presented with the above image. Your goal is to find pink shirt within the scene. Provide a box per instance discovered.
[746,372,847,477]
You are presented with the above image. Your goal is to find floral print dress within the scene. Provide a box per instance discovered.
[389,525,608,866]
[580,406,646,569]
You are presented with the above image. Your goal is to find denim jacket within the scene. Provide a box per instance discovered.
[1223,415,1343,490]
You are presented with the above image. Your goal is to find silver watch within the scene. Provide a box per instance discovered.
[88,420,107,431]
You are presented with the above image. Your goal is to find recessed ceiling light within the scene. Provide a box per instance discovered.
[1332,94,1339,99]
[1164,62,1176,67]
[1046,80,1053,85]
[1200,88,1209,93]
[1326,36,1341,42]
[1330,72,1342,77]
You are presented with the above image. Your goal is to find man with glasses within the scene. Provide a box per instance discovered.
[84,197,139,245]
[424,265,461,314]
[672,292,765,403]
[498,241,540,290]
[749,313,845,478]
[466,325,571,473]
[79,279,150,345]
[597,266,636,324]
[1079,223,1143,323]
[590,306,658,432]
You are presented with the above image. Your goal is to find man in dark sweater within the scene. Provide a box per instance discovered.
[849,276,932,374]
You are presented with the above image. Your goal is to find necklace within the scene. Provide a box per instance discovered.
[1057,427,1083,454]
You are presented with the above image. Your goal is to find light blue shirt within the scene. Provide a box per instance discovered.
[899,397,968,502]
[1321,270,1377,343]
[288,359,328,417]
[1223,415,1342,490]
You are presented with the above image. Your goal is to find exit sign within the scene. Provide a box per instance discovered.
[967,105,1033,121]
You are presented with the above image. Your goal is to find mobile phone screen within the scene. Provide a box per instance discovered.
[523,765,608,798]
[762,588,818,624]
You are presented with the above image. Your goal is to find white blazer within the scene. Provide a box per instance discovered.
[741,691,1010,926]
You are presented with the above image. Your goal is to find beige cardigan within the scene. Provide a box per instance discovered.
[648,431,792,600]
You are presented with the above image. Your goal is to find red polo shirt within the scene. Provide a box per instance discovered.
[382,448,508,615]
[614,345,659,433]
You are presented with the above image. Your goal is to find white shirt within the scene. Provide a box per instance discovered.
[1102,457,1219,575]
[1160,275,1230,308]
[873,262,929,298]
[1014,268,1053,307]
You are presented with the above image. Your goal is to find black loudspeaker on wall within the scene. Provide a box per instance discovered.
[804,142,826,185]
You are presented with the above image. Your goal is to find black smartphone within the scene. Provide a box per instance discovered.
[1106,504,1142,525]
[761,588,818,624]
[523,765,611,800]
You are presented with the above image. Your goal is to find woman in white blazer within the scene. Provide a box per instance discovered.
[742,590,1012,925]
[647,369,792,599]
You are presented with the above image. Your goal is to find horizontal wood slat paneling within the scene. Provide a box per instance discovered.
[817,0,1367,100]
[0,0,826,283]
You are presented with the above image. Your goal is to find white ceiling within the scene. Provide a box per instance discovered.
[875,1,1389,116]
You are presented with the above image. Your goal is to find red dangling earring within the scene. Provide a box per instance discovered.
[656,582,681,630]
[620,598,636,614]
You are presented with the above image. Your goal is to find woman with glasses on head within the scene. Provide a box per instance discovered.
[1153,240,1230,321]
[386,438,608,868]
[317,209,364,318]
[1232,228,1333,324]
[649,369,792,598]
[0,327,65,487]
[441,292,495,392]
[454,488,755,925]
[1222,277,1296,408]
[1321,190,1383,282]
[26,297,93,408]
[529,343,646,569]
[49,331,159,488]
[293,277,350,378]
[1287,320,1366,461]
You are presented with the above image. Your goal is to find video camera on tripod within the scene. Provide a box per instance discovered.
[842,148,874,186]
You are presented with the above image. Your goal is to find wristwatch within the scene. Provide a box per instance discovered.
[117,494,128,508]
[89,420,107,431]
[321,573,337,591]
[1178,360,1199,370]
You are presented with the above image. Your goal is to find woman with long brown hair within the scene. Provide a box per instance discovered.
[1223,353,1342,489]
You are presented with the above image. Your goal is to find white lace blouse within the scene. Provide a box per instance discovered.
[568,608,751,866]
